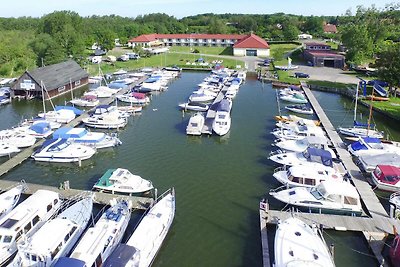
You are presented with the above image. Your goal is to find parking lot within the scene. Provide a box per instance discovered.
[290,65,360,84]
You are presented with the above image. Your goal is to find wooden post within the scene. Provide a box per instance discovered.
[330,243,335,260]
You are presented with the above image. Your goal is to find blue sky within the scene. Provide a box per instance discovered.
[0,0,390,18]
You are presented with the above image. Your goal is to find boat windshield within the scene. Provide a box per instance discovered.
[310,188,324,200]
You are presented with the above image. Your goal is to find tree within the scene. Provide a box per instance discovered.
[375,42,400,96]
[207,18,227,34]
[341,24,374,64]
[302,16,323,35]
[283,24,300,41]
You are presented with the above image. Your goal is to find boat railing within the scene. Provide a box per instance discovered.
[390,191,400,205]
[269,184,289,194]
[273,166,287,173]
[269,149,283,157]
[54,191,94,219]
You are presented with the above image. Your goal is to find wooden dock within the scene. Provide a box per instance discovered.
[260,81,397,267]
[201,86,228,134]
[0,179,153,210]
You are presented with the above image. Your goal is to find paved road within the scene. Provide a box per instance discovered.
[289,65,360,84]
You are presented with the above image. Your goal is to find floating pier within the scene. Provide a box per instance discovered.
[261,81,399,267]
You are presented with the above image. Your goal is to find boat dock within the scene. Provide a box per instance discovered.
[0,179,153,210]
[201,86,228,134]
[260,81,399,267]
[0,76,147,177]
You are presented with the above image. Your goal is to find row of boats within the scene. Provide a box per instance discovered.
[181,69,245,136]
[0,182,175,267]
[267,85,400,266]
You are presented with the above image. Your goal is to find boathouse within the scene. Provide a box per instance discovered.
[303,42,345,68]
[11,60,88,100]
[232,33,270,57]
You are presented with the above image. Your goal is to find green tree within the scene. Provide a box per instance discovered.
[375,42,400,96]
[283,24,300,41]
[207,18,227,34]
[341,24,374,64]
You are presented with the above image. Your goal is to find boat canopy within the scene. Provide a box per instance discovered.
[93,105,114,114]
[29,121,51,134]
[131,92,146,99]
[103,244,138,267]
[55,105,83,116]
[53,127,87,139]
[353,120,375,128]
[304,147,333,167]
[374,165,400,183]
[145,77,159,83]
[350,137,381,151]
[218,98,231,112]
[53,257,86,267]
[109,82,128,89]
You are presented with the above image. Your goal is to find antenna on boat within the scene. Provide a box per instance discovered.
[70,78,74,101]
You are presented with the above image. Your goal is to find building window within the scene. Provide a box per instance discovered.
[74,80,80,86]
[58,86,65,92]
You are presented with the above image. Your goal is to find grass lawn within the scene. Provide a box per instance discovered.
[87,52,241,75]
[307,80,355,90]
[269,43,301,61]
[362,97,400,120]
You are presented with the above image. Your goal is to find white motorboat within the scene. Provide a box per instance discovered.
[0,142,20,157]
[370,165,400,192]
[117,92,150,105]
[0,96,10,105]
[140,77,166,91]
[270,180,362,216]
[273,136,331,153]
[269,147,334,167]
[83,105,127,129]
[70,95,100,107]
[188,93,215,102]
[0,183,26,221]
[273,163,344,188]
[56,199,132,267]
[225,88,238,99]
[276,118,319,130]
[389,191,400,215]
[274,217,335,267]
[13,120,55,138]
[103,188,175,267]
[85,86,116,98]
[280,93,308,104]
[271,125,325,141]
[186,112,205,136]
[52,127,121,149]
[178,102,209,112]
[10,196,93,267]
[357,153,400,173]
[0,190,61,265]
[93,168,154,195]
[32,138,96,163]
[192,88,218,98]
[0,130,36,148]
[348,137,400,157]
[285,105,314,115]
[212,98,232,136]
[275,114,320,126]
[37,109,76,124]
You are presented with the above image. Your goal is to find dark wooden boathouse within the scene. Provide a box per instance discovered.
[11,60,88,100]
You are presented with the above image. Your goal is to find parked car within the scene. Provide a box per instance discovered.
[117,54,129,62]
[294,72,310,78]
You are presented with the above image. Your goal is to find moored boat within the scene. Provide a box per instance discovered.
[186,112,205,136]
[370,165,400,192]
[269,147,334,167]
[0,183,26,221]
[270,180,363,216]
[70,95,100,107]
[284,104,314,115]
[31,138,97,163]
[0,142,20,157]
[93,168,154,195]
[212,98,232,136]
[0,190,61,265]
[82,105,127,129]
[55,199,132,267]
[10,195,93,267]
[274,217,335,267]
[103,188,175,267]
[178,102,209,112]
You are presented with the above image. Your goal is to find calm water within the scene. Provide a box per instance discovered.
[1,72,398,266]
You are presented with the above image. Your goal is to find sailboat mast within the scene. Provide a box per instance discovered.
[41,80,46,116]
[354,81,360,123]
[367,84,375,134]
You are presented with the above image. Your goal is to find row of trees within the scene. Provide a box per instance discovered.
[0,5,399,79]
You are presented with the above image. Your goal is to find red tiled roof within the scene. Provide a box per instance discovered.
[129,34,158,43]
[305,50,344,58]
[324,24,338,33]
[233,33,269,49]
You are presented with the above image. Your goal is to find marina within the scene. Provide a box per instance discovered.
[0,72,399,266]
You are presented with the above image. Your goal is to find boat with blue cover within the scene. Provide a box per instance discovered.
[52,127,121,149]
[32,138,97,163]
[212,98,232,136]
[269,147,334,167]
[348,136,400,157]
